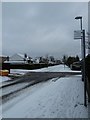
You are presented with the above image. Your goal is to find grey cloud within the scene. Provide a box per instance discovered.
[2,2,88,58]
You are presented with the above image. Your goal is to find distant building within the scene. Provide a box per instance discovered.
[55,59,62,64]
[0,55,7,70]
[34,57,40,64]
[9,53,25,61]
[0,55,7,63]
[4,53,33,64]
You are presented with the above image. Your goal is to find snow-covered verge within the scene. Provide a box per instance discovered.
[0,76,11,83]
[10,69,29,75]
[28,64,81,72]
[2,75,88,118]
[11,64,81,73]
[11,65,81,74]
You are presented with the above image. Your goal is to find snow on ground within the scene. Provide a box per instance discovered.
[2,83,29,96]
[0,76,11,83]
[29,64,76,72]
[2,75,88,118]
[11,64,81,74]
[30,64,81,72]
[10,69,29,75]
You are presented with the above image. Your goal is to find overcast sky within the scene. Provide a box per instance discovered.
[2,2,88,58]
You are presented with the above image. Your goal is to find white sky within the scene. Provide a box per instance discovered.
[1,1,88,58]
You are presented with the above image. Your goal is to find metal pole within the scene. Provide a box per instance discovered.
[82,30,87,106]
[75,16,87,106]
[80,18,84,81]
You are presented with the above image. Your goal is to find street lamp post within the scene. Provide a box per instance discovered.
[75,16,87,106]
[75,16,84,81]
[75,16,82,30]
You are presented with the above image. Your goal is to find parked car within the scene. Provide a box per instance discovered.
[70,61,81,70]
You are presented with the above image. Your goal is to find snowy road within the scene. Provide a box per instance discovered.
[1,72,80,104]
[0,65,81,83]
[2,75,88,118]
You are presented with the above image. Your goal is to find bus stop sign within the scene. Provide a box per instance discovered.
[74,30,83,39]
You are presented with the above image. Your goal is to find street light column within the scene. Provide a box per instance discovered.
[80,18,84,82]
[75,16,87,106]
[75,16,84,81]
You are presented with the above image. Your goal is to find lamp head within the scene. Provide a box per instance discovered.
[75,16,82,20]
